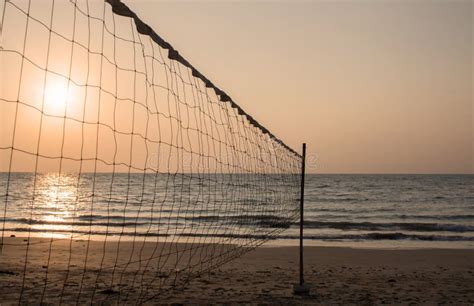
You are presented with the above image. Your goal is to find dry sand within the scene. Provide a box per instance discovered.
[0,237,473,304]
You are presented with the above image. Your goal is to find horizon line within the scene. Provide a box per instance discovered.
[0,171,472,175]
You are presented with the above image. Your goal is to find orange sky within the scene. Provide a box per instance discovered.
[126,0,473,174]
[1,0,472,174]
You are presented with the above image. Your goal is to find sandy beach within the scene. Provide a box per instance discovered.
[0,237,473,304]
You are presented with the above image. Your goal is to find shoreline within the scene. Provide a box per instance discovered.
[4,231,474,250]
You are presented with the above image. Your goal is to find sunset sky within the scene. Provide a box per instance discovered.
[0,0,472,174]
[127,0,473,174]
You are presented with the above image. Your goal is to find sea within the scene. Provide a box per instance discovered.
[282,174,474,249]
[1,173,472,249]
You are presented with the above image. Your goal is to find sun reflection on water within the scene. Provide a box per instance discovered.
[30,173,78,239]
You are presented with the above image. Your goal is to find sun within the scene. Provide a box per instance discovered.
[44,79,71,114]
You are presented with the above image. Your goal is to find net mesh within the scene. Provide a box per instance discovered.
[0,0,301,302]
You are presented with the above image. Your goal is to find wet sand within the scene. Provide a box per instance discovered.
[0,237,473,304]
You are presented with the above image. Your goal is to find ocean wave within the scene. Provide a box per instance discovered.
[315,184,331,188]
[397,214,474,221]
[306,207,398,214]
[4,228,474,242]
[4,215,471,233]
[295,233,474,242]
[2,213,299,229]
[304,213,474,221]
[227,215,297,228]
[2,217,167,227]
[179,232,474,242]
[6,227,170,237]
[306,197,369,202]
[302,221,474,233]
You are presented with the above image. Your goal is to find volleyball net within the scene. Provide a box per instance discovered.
[0,0,302,302]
